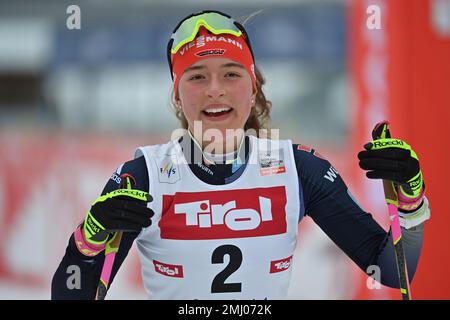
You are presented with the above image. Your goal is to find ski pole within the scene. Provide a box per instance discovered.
[371,121,411,300]
[95,175,134,300]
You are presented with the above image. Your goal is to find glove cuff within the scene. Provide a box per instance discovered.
[399,196,431,229]
[74,223,106,257]
[398,184,425,211]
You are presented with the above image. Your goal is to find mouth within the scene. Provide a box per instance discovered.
[202,106,233,118]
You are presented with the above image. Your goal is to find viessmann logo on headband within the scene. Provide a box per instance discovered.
[159,187,287,240]
[178,35,243,55]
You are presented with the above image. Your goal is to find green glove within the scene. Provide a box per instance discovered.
[83,188,154,245]
[358,137,423,200]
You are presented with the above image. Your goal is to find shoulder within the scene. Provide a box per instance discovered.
[136,138,181,158]
[291,143,344,186]
[292,144,333,172]
[103,156,149,194]
[119,156,148,177]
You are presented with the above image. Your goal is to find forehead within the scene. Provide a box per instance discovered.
[185,57,245,71]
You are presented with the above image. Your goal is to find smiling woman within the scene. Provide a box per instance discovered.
[168,12,272,155]
[170,17,272,150]
[172,63,271,147]
[176,57,255,153]
[52,9,430,300]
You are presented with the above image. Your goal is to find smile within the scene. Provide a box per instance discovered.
[202,107,233,117]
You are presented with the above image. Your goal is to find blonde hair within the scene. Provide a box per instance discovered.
[171,65,272,135]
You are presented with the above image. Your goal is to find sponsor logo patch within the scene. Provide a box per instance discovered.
[259,150,286,176]
[195,49,226,57]
[153,260,184,278]
[154,155,181,184]
[270,256,293,273]
[159,187,287,240]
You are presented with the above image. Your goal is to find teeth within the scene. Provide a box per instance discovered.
[204,107,231,114]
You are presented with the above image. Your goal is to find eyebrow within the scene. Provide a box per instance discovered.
[222,62,245,69]
[184,62,246,73]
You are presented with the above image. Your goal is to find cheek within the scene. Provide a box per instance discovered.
[233,85,253,115]
[179,81,198,105]
[178,82,203,120]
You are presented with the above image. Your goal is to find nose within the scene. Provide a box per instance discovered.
[205,76,225,99]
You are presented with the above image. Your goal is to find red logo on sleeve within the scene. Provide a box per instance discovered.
[159,186,287,240]
[270,256,293,273]
[297,145,325,160]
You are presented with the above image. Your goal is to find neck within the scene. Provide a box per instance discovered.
[187,128,245,164]
[188,128,244,153]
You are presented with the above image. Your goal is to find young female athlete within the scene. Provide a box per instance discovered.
[52,10,430,300]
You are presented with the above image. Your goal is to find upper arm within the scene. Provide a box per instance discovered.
[101,156,149,195]
[293,144,388,271]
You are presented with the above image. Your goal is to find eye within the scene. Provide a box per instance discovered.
[188,74,205,81]
[225,72,241,78]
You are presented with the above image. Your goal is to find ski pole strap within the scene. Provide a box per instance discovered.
[398,184,425,211]
[74,223,106,257]
[398,197,431,229]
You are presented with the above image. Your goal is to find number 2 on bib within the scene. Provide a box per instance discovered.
[211,245,243,293]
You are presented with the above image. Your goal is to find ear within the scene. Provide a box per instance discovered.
[173,93,182,110]
[251,93,257,107]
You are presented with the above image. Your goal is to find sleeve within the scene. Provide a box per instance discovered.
[293,144,426,288]
[51,155,149,299]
